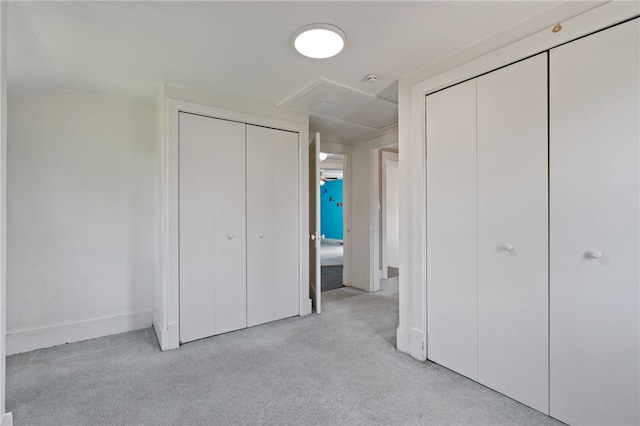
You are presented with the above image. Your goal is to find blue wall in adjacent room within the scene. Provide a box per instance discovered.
[321,179,343,240]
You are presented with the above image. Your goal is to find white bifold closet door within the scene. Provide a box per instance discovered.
[549,19,640,426]
[426,79,478,380]
[179,112,247,343]
[476,53,549,413]
[246,125,299,327]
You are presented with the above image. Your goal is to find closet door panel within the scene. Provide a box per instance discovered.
[246,125,299,327]
[179,113,216,343]
[426,79,478,380]
[179,113,246,343]
[477,53,549,413]
[211,119,247,335]
[550,19,640,426]
[270,130,299,321]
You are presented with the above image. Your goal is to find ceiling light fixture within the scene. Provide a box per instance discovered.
[294,24,345,59]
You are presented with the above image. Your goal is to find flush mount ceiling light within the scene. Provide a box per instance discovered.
[294,24,345,59]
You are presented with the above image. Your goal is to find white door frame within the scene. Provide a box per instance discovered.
[371,144,399,292]
[319,141,352,287]
[309,133,321,313]
[156,98,311,351]
[381,150,398,279]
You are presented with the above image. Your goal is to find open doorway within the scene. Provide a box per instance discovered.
[319,153,346,292]
[309,134,352,313]
[371,144,399,291]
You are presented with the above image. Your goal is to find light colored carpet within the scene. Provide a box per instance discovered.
[6,278,560,425]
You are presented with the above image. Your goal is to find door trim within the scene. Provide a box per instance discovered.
[157,98,310,350]
[318,141,352,288]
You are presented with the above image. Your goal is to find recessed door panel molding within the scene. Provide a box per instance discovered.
[179,113,247,343]
[246,125,300,327]
[477,53,549,413]
[426,79,478,380]
[549,18,640,426]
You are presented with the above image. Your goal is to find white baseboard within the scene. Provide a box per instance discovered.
[396,327,410,354]
[151,311,179,350]
[410,327,426,361]
[350,273,371,292]
[151,310,169,351]
[1,412,12,426]
[300,298,312,316]
[7,310,153,355]
[167,321,179,350]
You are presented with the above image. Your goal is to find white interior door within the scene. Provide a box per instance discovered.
[179,113,247,343]
[246,125,300,327]
[309,133,321,313]
[426,79,478,380]
[476,53,549,414]
[549,19,640,426]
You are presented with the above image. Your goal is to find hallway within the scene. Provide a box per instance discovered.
[6,278,558,425]
[321,241,344,291]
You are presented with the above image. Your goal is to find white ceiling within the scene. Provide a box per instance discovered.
[321,152,344,180]
[7,1,601,144]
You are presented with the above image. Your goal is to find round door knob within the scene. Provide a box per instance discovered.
[310,234,316,240]
[321,234,326,240]
[227,234,234,240]
[504,243,514,252]
[587,250,602,259]
[258,233,264,239]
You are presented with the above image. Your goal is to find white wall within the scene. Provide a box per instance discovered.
[385,158,399,268]
[349,141,372,291]
[349,129,397,292]
[0,1,8,423]
[6,89,156,354]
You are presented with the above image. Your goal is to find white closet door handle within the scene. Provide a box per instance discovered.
[227,234,234,240]
[503,243,514,252]
[586,250,602,259]
[258,233,264,239]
